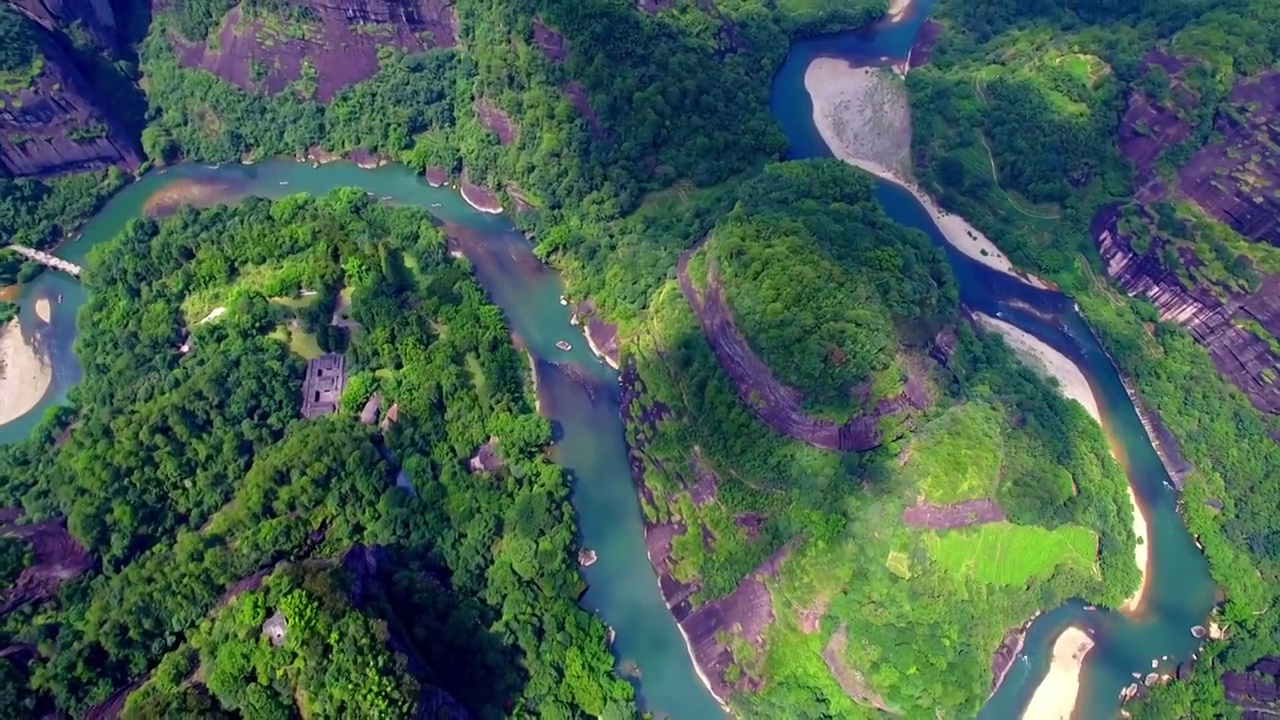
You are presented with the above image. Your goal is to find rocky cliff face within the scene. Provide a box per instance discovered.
[7,0,120,52]
[1224,657,1280,718]
[174,0,457,102]
[0,8,141,178]
[1092,206,1280,414]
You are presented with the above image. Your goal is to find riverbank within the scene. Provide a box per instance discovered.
[973,313,1100,422]
[974,312,1152,615]
[0,319,53,427]
[803,57,1051,290]
[1022,626,1094,719]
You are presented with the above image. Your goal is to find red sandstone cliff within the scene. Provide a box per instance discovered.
[0,6,141,178]
[7,0,121,52]
[172,0,457,102]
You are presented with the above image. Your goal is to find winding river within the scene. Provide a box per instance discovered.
[0,4,1218,717]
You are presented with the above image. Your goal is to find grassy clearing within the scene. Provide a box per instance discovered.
[269,324,321,359]
[924,522,1097,586]
[902,402,1005,504]
[465,352,488,403]
[271,293,318,310]
[181,261,311,322]
[289,328,322,359]
[885,550,911,579]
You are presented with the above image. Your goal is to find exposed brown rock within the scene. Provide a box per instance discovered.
[822,624,898,712]
[989,622,1028,696]
[0,512,93,616]
[531,19,566,63]
[1092,205,1280,415]
[424,166,448,187]
[0,17,141,177]
[1177,71,1280,246]
[636,0,677,15]
[564,81,607,139]
[459,176,501,213]
[901,498,1005,529]
[1224,657,1280,717]
[473,97,517,146]
[1115,51,1196,201]
[906,20,941,70]
[676,540,795,699]
[174,0,458,102]
[571,298,620,367]
[687,452,719,507]
[8,0,119,52]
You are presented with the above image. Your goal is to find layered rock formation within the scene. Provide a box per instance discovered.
[620,365,784,700]
[0,510,93,617]
[7,0,121,52]
[1092,206,1280,414]
[174,0,457,102]
[1100,52,1280,417]
[1224,657,1280,718]
[1177,71,1280,247]
[0,9,141,177]
[1115,51,1194,201]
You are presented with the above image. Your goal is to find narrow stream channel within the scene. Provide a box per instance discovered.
[0,6,1219,716]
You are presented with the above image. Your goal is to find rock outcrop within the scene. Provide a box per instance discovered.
[0,511,94,617]
[174,0,457,102]
[1176,71,1280,247]
[7,0,120,52]
[0,10,141,177]
[1224,657,1280,718]
[1092,206,1280,414]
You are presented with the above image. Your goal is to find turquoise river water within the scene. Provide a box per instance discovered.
[0,5,1217,718]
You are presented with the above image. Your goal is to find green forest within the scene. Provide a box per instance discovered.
[684,162,951,420]
[1,0,1280,716]
[906,0,1280,714]
[549,161,1137,714]
[0,193,630,716]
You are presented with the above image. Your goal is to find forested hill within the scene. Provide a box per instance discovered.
[905,0,1280,714]
[554,160,1138,714]
[136,0,886,214]
[0,193,630,716]
[0,0,1277,716]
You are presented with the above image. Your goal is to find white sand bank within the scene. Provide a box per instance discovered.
[976,312,1152,615]
[1022,626,1094,720]
[34,297,51,324]
[974,313,1099,422]
[803,57,1051,290]
[1120,483,1150,615]
[0,319,52,427]
[888,0,912,21]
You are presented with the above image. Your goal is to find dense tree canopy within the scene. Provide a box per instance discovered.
[0,194,630,716]
[907,0,1280,713]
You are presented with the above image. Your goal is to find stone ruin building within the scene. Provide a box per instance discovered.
[300,354,346,418]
